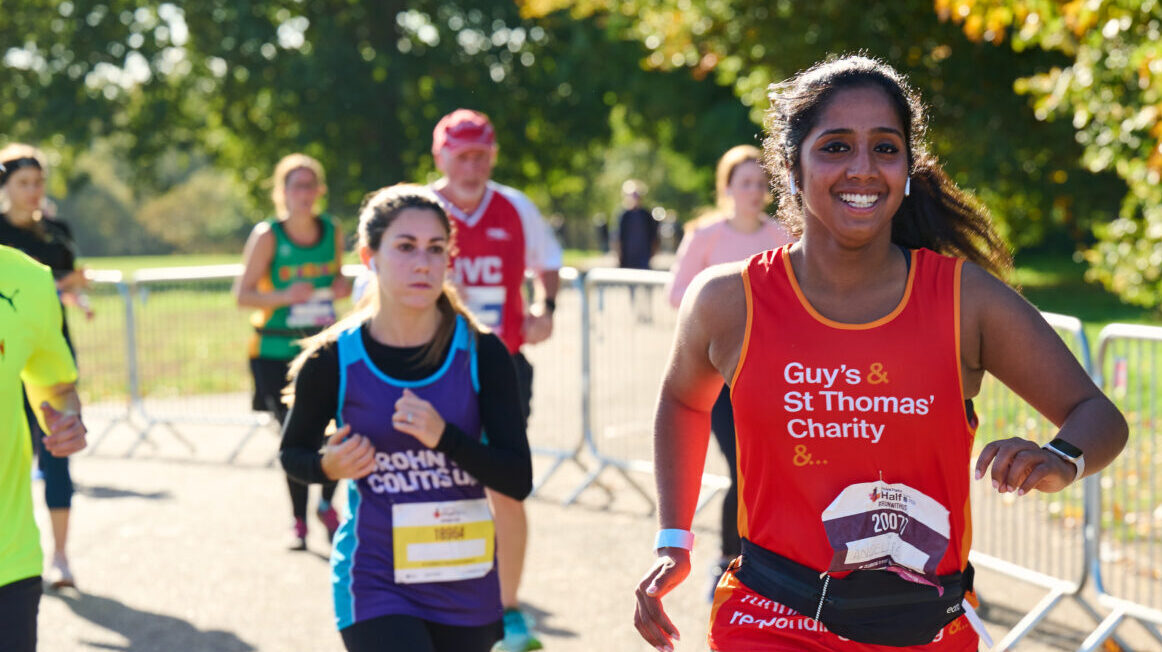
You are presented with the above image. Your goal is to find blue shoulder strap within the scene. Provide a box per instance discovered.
[334,323,363,427]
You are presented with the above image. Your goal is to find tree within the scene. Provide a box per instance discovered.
[520,0,1129,254]
[3,0,759,253]
[935,0,1162,307]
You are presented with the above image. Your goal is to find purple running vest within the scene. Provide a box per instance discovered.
[331,316,500,629]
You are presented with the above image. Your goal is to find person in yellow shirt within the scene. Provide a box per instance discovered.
[0,240,88,652]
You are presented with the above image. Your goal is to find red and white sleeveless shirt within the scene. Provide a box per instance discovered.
[434,181,562,354]
[731,246,976,578]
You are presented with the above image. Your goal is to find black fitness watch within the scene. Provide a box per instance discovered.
[1043,438,1085,481]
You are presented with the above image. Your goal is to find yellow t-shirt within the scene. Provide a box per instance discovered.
[0,245,78,587]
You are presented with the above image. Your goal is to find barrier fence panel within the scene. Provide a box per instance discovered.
[70,272,134,448]
[519,267,588,495]
[127,265,270,459]
[568,268,730,511]
[969,312,1117,650]
[1080,324,1162,652]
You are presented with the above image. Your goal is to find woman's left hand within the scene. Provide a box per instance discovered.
[392,388,445,448]
[332,275,352,301]
[975,436,1078,495]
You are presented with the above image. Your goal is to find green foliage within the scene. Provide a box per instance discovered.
[937,0,1162,308]
[3,0,758,253]
[522,0,1128,253]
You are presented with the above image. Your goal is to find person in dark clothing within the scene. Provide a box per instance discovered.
[616,179,659,270]
[280,183,532,652]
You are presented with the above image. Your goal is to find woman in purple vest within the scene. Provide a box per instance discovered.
[280,183,532,652]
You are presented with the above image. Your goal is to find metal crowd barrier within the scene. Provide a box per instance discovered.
[1080,323,1162,651]
[130,265,260,455]
[565,267,730,513]
[75,264,581,467]
[70,271,136,439]
[970,313,1124,651]
[521,267,589,495]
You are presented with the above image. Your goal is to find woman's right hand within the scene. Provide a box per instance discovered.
[320,425,377,480]
[633,548,690,652]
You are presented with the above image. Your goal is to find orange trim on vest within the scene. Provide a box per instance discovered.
[782,248,918,330]
[951,259,976,568]
[730,265,756,395]
[733,261,758,542]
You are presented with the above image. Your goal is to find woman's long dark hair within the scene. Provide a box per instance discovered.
[763,54,1012,279]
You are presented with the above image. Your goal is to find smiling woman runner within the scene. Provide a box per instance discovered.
[633,54,1128,652]
[279,184,532,652]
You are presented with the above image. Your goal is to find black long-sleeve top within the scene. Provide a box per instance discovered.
[278,323,532,500]
[0,214,78,279]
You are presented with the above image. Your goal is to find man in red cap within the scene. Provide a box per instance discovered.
[431,108,561,652]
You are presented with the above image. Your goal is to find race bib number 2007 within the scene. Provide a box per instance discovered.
[821,480,951,588]
[392,498,495,584]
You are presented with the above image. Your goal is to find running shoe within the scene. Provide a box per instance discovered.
[316,504,340,542]
[289,518,308,551]
[493,608,543,652]
[46,554,75,589]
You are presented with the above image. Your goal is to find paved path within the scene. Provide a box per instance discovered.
[28,421,1155,651]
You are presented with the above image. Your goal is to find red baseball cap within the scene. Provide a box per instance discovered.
[432,109,496,157]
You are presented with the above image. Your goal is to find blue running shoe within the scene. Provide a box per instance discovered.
[493,608,543,651]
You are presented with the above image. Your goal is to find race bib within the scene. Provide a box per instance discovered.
[392,498,495,584]
[461,286,506,332]
[286,288,336,328]
[821,480,950,588]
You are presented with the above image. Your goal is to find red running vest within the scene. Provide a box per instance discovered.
[731,246,975,578]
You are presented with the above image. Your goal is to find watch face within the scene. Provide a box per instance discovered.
[1049,438,1083,459]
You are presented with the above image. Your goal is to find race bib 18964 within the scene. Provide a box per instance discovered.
[391,498,495,585]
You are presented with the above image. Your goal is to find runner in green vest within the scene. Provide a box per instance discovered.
[234,153,351,550]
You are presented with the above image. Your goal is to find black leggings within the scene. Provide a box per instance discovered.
[710,385,740,559]
[340,614,503,652]
[0,576,41,652]
[289,476,337,520]
[252,358,338,519]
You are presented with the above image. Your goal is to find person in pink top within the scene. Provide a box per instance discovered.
[666,144,796,594]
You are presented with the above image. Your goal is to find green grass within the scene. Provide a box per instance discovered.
[1013,249,1160,342]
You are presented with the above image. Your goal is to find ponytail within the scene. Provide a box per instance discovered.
[892,156,1013,280]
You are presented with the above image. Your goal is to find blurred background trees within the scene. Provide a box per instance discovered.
[2,0,1160,308]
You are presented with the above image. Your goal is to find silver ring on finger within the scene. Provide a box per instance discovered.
[406,412,414,424]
